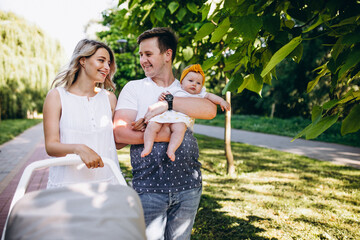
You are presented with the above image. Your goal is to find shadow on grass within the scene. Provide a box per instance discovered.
[192,194,276,240]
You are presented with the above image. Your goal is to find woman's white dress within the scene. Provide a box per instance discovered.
[47,87,119,189]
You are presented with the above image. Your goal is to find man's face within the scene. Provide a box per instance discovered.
[138,37,169,79]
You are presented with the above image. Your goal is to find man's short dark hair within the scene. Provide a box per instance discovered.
[137,27,178,62]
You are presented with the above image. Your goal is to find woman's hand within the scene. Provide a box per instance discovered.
[74,144,104,169]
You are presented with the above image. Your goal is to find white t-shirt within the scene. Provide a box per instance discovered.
[116,77,184,120]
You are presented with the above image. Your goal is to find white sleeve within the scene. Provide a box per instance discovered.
[199,86,207,98]
[115,82,138,111]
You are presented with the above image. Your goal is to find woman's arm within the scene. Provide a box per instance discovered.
[43,89,103,168]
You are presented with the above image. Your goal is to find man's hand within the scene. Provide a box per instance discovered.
[144,101,168,123]
[131,118,146,131]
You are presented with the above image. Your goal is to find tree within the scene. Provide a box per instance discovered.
[0,11,65,119]
[197,0,360,138]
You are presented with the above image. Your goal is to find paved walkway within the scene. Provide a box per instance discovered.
[193,124,360,169]
[0,122,359,235]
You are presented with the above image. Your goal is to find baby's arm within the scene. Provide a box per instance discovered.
[205,93,231,111]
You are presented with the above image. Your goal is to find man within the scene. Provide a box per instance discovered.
[113,27,216,240]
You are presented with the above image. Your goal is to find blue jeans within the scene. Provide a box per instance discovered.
[138,186,202,240]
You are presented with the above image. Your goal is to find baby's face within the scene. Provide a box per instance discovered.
[181,72,203,95]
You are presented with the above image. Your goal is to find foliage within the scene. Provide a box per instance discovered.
[117,135,360,239]
[97,0,226,95]
[100,0,360,137]
[0,11,65,119]
[196,114,360,147]
[0,119,42,145]
[198,0,360,138]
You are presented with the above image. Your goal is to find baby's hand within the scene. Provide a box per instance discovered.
[131,118,146,131]
[158,91,171,101]
[220,100,231,111]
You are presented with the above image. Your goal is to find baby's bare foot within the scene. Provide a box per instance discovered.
[141,149,151,158]
[167,151,175,161]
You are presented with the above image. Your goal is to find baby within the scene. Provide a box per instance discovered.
[141,64,230,161]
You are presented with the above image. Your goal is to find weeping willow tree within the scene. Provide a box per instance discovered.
[0,11,65,120]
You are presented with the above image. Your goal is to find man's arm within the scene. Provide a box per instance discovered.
[143,97,217,123]
[174,97,217,119]
[113,109,171,145]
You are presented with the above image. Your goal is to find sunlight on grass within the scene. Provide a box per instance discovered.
[117,135,360,239]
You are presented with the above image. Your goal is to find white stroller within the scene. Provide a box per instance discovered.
[2,156,146,240]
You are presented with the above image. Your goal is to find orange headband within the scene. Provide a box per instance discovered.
[180,64,205,85]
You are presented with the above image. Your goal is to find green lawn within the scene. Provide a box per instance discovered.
[118,135,360,239]
[0,119,42,145]
[196,114,360,147]
[1,119,359,238]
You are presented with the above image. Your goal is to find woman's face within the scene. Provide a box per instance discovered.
[181,72,203,95]
[81,47,111,84]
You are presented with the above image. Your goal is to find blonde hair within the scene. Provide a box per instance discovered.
[180,64,205,85]
[51,39,116,90]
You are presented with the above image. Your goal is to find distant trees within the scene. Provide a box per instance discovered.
[0,11,65,120]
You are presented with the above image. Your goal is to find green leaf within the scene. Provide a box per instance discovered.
[307,66,329,92]
[246,68,263,96]
[261,36,302,78]
[331,37,344,61]
[222,72,243,95]
[311,105,322,123]
[232,14,263,40]
[201,4,211,21]
[338,47,360,78]
[182,46,193,61]
[238,74,251,93]
[210,17,231,43]
[288,43,303,63]
[154,8,166,22]
[323,99,340,110]
[168,2,179,14]
[176,7,187,21]
[202,55,221,71]
[186,2,198,14]
[306,114,339,139]
[303,15,324,33]
[194,22,216,42]
[285,20,295,29]
[341,104,360,135]
[291,123,313,142]
[262,14,280,35]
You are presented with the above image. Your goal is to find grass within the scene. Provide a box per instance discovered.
[117,135,360,239]
[0,119,42,145]
[2,118,359,238]
[196,115,360,147]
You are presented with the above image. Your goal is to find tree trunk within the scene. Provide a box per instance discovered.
[225,78,235,176]
[270,102,275,119]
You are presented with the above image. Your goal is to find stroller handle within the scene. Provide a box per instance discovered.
[9,156,127,219]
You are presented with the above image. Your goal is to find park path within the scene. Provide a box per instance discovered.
[1,122,360,235]
[193,124,360,169]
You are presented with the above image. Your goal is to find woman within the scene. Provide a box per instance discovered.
[43,39,120,188]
